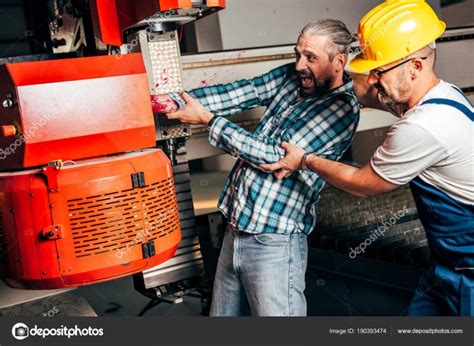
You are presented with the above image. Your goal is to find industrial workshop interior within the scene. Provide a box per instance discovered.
[0,0,473,342]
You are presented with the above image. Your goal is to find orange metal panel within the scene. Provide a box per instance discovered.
[206,0,225,8]
[159,0,192,11]
[6,53,146,86]
[89,0,122,47]
[0,149,181,289]
[0,54,156,170]
[90,0,225,46]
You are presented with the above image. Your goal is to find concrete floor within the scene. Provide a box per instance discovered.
[76,260,416,317]
[78,276,204,317]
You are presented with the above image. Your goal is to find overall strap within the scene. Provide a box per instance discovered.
[451,85,473,107]
[421,98,474,121]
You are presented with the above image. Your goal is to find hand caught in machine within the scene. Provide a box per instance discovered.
[150,94,179,113]
[151,93,214,126]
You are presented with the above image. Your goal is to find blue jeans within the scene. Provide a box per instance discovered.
[210,228,308,316]
[408,263,474,316]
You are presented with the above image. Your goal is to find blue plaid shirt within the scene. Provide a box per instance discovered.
[178,63,359,235]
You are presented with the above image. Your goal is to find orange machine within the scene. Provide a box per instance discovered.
[0,53,181,289]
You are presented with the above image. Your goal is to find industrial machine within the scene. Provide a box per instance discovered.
[0,0,225,291]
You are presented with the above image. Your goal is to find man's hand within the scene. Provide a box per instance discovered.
[260,142,305,179]
[151,94,179,113]
[166,92,214,125]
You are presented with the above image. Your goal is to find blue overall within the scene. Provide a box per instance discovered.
[407,89,474,316]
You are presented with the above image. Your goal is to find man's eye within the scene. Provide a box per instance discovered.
[308,56,316,62]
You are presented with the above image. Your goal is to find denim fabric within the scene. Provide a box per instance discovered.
[408,263,474,316]
[210,228,308,316]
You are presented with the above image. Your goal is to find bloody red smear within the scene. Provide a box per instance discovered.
[150,96,178,113]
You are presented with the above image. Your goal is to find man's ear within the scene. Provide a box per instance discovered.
[333,53,347,73]
[410,59,424,79]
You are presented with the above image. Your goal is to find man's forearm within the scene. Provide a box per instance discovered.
[209,117,285,166]
[184,80,262,117]
[304,154,398,197]
[305,154,369,197]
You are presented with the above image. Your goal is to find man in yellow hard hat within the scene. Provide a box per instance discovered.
[261,0,474,316]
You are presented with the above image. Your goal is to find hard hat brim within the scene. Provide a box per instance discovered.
[349,55,394,74]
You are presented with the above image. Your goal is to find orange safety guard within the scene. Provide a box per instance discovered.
[0,149,181,289]
[0,53,156,170]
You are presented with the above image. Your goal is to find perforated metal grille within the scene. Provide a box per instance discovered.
[149,38,183,95]
[68,177,179,258]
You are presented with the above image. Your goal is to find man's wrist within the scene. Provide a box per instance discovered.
[301,152,311,171]
[201,111,214,126]
[206,114,219,128]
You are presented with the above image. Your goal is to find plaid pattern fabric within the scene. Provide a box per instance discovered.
[177,63,360,234]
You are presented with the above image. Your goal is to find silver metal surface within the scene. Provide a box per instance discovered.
[0,280,73,309]
[0,289,96,317]
[139,30,190,140]
[146,31,184,95]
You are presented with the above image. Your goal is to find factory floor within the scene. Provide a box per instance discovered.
[0,252,417,317]
[78,276,204,317]
[76,254,417,317]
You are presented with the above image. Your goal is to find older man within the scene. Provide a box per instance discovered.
[261,1,474,316]
[156,19,359,316]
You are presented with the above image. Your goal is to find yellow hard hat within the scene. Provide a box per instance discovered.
[350,0,446,73]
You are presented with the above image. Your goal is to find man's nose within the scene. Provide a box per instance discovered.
[295,57,307,72]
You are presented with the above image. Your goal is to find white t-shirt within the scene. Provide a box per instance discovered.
[371,80,474,205]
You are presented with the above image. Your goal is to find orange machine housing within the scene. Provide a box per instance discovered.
[0,149,181,289]
[0,53,156,170]
[0,52,182,289]
[90,0,226,46]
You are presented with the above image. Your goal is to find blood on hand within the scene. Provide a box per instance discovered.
[150,94,179,113]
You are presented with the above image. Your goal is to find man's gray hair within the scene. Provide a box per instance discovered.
[300,19,353,60]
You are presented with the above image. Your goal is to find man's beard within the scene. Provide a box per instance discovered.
[375,70,412,110]
[377,87,400,108]
[298,70,334,97]
[375,82,411,110]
